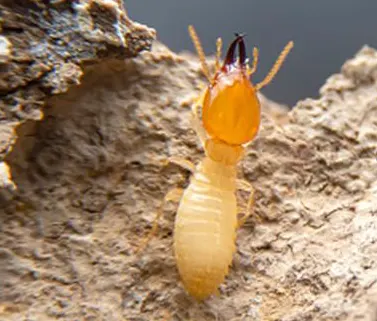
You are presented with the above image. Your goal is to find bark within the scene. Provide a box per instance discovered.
[1,2,377,321]
[0,0,155,201]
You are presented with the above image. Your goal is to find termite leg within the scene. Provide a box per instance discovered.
[136,188,184,254]
[191,90,208,147]
[236,179,257,228]
[164,156,196,173]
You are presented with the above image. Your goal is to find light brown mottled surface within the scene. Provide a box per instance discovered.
[2,3,377,321]
[0,0,155,200]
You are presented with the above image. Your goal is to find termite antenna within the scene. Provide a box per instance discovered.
[248,47,259,76]
[188,25,212,82]
[255,41,294,91]
[215,37,222,71]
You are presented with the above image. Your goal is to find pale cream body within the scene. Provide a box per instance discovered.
[173,156,238,300]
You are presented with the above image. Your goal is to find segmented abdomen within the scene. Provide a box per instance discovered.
[173,159,237,300]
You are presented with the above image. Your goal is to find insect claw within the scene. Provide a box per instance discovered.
[223,33,247,69]
[234,32,246,38]
[238,36,247,66]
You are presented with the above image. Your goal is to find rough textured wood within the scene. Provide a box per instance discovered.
[0,0,155,200]
[1,3,377,321]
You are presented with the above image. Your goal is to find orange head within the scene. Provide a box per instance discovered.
[188,25,293,147]
[202,35,260,146]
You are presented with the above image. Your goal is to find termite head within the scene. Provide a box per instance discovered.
[202,34,260,146]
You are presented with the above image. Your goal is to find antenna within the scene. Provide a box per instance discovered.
[255,41,294,91]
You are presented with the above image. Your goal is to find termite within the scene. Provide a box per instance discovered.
[138,26,293,300]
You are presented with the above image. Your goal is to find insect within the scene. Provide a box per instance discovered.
[138,26,293,300]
